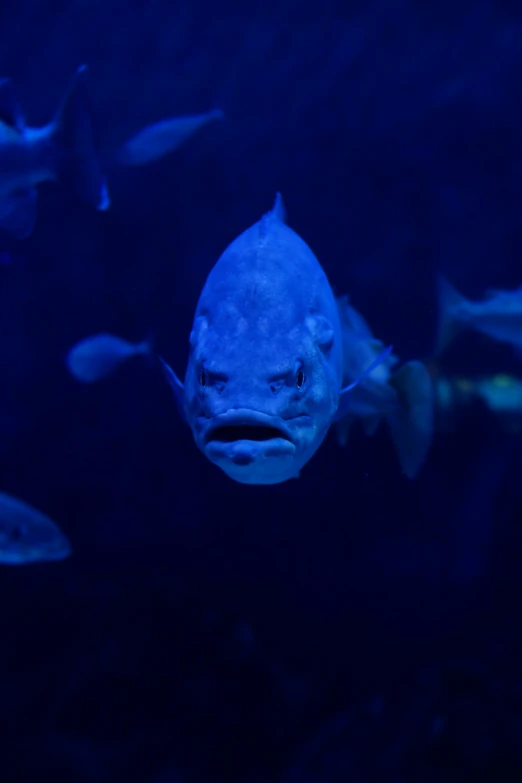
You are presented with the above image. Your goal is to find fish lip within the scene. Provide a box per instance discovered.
[203,409,295,446]
[201,409,298,465]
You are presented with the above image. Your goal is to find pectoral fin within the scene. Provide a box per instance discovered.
[158,357,187,423]
[334,344,393,421]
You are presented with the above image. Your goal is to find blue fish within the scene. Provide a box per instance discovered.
[437,275,522,355]
[0,490,71,565]
[0,65,109,239]
[118,109,225,166]
[160,194,390,485]
[66,333,152,383]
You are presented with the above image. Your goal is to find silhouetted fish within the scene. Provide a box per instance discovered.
[0,65,109,239]
[118,109,224,166]
[66,333,151,383]
[437,275,522,355]
[0,491,71,565]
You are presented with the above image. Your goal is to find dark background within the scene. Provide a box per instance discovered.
[1,1,522,780]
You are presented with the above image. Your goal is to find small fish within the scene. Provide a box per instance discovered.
[66,333,151,383]
[0,490,71,565]
[160,194,390,485]
[118,109,225,166]
[334,296,434,478]
[0,64,109,239]
[436,275,522,355]
[435,372,522,418]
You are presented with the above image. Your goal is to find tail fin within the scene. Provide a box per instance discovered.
[435,274,467,355]
[52,65,110,211]
[387,361,434,479]
[136,328,157,358]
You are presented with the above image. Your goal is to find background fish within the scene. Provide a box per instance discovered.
[118,109,225,166]
[334,297,434,478]
[433,371,522,433]
[0,65,109,239]
[436,275,522,355]
[0,490,71,564]
[66,333,152,383]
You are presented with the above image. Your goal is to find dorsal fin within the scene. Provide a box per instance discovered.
[272,192,286,223]
[259,192,286,239]
[0,78,24,132]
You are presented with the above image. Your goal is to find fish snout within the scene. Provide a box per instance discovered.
[193,408,305,484]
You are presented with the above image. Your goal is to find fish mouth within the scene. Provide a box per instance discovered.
[202,409,296,465]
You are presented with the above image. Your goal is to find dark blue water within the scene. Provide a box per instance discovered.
[0,1,522,781]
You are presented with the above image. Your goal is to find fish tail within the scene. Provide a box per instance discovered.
[51,65,110,211]
[137,329,157,357]
[386,360,434,479]
[435,274,467,355]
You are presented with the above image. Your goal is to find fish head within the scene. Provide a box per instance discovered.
[0,513,71,565]
[184,311,340,484]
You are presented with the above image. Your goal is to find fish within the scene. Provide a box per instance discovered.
[160,193,391,485]
[0,490,71,565]
[0,64,109,239]
[433,371,522,432]
[118,109,225,166]
[334,296,434,478]
[436,275,522,355]
[66,333,151,383]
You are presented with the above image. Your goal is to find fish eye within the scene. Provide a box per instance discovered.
[296,368,306,389]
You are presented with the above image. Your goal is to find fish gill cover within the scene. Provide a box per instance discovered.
[0,0,522,781]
